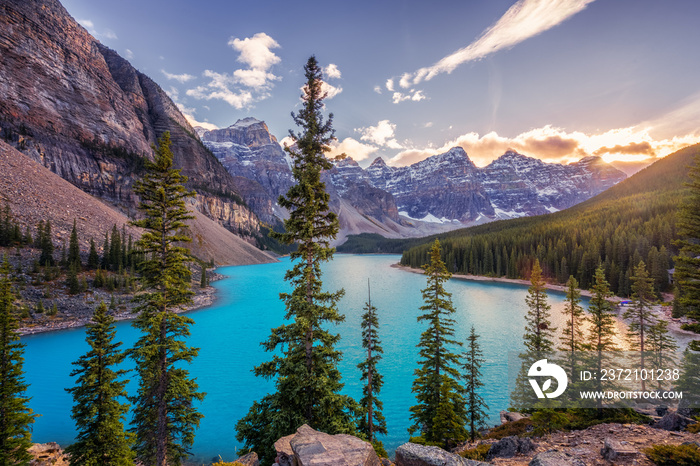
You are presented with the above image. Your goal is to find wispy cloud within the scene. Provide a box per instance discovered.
[324,64,342,79]
[394,0,595,91]
[326,138,378,161]
[124,49,134,60]
[392,90,426,104]
[161,70,196,83]
[187,32,281,109]
[78,18,118,40]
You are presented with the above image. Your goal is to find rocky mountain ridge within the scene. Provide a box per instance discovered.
[198,119,626,243]
[0,0,263,246]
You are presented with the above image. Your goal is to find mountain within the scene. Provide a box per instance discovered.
[395,143,700,295]
[0,0,265,248]
[0,140,274,265]
[198,120,626,244]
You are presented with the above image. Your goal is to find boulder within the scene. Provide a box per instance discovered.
[29,442,69,466]
[394,443,488,466]
[529,450,586,466]
[653,411,695,431]
[600,437,637,462]
[500,410,527,424]
[275,424,380,466]
[234,452,260,466]
[486,436,536,460]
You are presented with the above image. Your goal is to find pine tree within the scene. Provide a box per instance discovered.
[409,239,466,447]
[674,151,700,351]
[199,266,207,289]
[39,220,54,267]
[87,239,100,270]
[68,219,81,270]
[357,281,387,447]
[559,275,585,382]
[463,326,488,442]
[101,232,110,270]
[647,320,678,390]
[129,131,204,466]
[624,261,657,390]
[524,259,556,352]
[236,56,357,464]
[66,302,134,465]
[586,266,618,410]
[0,256,35,464]
[67,264,80,295]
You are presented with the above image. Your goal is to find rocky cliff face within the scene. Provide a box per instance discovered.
[0,0,260,240]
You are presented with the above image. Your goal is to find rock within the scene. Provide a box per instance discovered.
[234,451,260,466]
[529,450,586,466]
[655,405,669,416]
[486,436,536,460]
[274,424,380,466]
[600,437,637,462]
[274,433,297,466]
[380,458,395,466]
[29,442,69,465]
[653,411,695,431]
[500,410,527,424]
[394,442,488,466]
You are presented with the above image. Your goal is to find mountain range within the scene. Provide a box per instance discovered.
[198,118,626,243]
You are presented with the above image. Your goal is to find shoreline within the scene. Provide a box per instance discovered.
[18,273,224,336]
[392,262,699,350]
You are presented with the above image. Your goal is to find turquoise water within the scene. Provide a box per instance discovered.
[21,254,581,463]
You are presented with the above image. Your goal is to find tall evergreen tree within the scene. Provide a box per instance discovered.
[409,239,466,447]
[236,56,357,465]
[87,239,100,270]
[463,326,488,442]
[524,259,556,352]
[559,275,585,383]
[674,152,700,351]
[0,256,35,464]
[586,266,618,411]
[129,131,204,466]
[68,219,81,270]
[647,320,678,390]
[624,261,657,390]
[39,220,54,266]
[357,281,387,447]
[101,232,110,270]
[66,302,134,465]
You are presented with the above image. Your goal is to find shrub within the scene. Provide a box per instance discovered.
[486,418,533,439]
[644,443,700,466]
[459,443,491,461]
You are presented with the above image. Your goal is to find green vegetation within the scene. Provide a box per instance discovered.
[357,282,387,447]
[673,149,700,350]
[409,239,466,448]
[236,56,358,465]
[523,259,556,352]
[0,256,35,464]
[459,443,491,461]
[66,302,134,465]
[129,131,204,466]
[463,326,488,442]
[398,144,700,296]
[644,443,700,466]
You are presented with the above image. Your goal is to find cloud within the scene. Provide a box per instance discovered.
[392,90,426,104]
[228,33,281,71]
[593,141,655,157]
[124,49,134,60]
[173,103,219,131]
[321,81,343,99]
[187,32,281,109]
[326,138,378,162]
[356,120,403,149]
[374,85,383,94]
[78,19,118,40]
[395,0,595,89]
[387,124,699,167]
[324,64,342,79]
[161,70,196,83]
[386,79,395,92]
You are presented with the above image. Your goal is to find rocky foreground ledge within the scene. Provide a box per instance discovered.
[28,419,700,466]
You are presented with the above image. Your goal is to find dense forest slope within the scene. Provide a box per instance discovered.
[349,144,699,297]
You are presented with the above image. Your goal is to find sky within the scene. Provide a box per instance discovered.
[61,0,700,172]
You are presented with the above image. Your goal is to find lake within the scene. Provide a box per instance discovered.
[22,254,585,463]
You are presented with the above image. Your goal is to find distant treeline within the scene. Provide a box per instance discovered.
[347,145,700,298]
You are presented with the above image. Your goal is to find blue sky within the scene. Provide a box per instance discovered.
[62,0,700,171]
